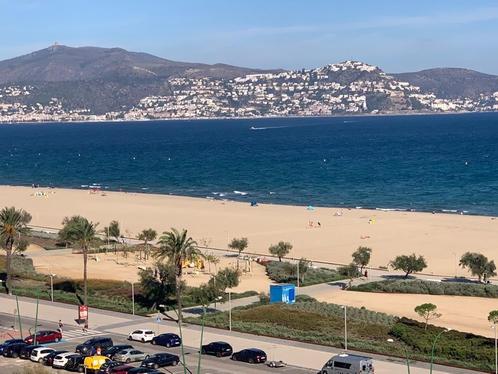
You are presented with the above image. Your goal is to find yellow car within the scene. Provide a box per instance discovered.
[83,355,111,372]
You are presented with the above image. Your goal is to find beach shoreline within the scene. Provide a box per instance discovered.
[2,184,498,278]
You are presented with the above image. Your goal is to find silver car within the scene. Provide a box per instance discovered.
[113,348,149,363]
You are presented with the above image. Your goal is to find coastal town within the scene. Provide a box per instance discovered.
[1,61,498,123]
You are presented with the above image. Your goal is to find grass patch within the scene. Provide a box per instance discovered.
[265,261,344,286]
[185,299,495,371]
[350,279,498,298]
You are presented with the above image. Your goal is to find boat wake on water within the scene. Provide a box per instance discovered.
[250,125,289,130]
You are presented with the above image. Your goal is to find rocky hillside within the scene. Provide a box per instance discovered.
[393,68,498,99]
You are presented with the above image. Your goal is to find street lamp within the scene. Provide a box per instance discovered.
[430,328,452,374]
[227,290,232,332]
[341,305,348,351]
[131,282,135,315]
[492,324,497,374]
[197,296,222,374]
[387,338,410,374]
[49,273,56,302]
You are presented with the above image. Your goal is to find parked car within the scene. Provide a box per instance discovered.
[76,337,114,356]
[83,355,112,372]
[96,360,122,374]
[53,352,79,369]
[231,348,267,364]
[201,341,233,357]
[127,329,155,343]
[19,344,41,359]
[150,333,181,347]
[113,348,149,363]
[320,354,374,374]
[103,344,133,358]
[0,339,25,355]
[2,342,27,358]
[128,368,162,374]
[24,329,62,344]
[64,354,85,372]
[41,350,68,366]
[109,364,134,374]
[141,353,179,369]
[30,346,56,363]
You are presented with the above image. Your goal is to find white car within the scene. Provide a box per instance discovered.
[30,347,55,363]
[53,352,79,368]
[128,329,155,342]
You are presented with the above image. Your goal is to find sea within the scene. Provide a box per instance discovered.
[1,113,498,216]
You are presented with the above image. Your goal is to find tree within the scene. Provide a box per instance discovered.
[390,254,427,278]
[153,228,200,324]
[291,258,310,284]
[488,310,498,324]
[459,252,497,283]
[209,268,240,290]
[137,228,157,260]
[268,241,293,262]
[204,253,220,274]
[58,215,98,326]
[139,262,179,309]
[352,246,372,273]
[104,220,121,254]
[228,237,248,256]
[414,303,441,330]
[0,207,32,294]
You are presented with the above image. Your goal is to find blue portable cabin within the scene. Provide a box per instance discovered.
[269,284,296,304]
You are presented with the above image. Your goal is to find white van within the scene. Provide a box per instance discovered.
[321,354,374,374]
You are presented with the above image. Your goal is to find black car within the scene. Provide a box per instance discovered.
[128,368,162,374]
[0,339,24,355]
[42,350,68,366]
[2,342,27,358]
[150,333,181,348]
[19,344,41,359]
[76,337,113,356]
[201,341,233,357]
[103,344,134,358]
[96,360,122,374]
[231,348,267,364]
[64,354,85,372]
[141,353,180,369]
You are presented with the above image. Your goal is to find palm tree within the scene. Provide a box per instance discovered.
[137,228,157,260]
[204,253,220,274]
[153,228,200,324]
[0,207,32,294]
[59,216,98,327]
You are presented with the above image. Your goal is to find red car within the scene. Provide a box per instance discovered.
[24,330,62,344]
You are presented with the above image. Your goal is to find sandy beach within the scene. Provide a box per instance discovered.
[2,185,498,277]
[3,185,498,337]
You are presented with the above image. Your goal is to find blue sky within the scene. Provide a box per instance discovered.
[1,0,498,73]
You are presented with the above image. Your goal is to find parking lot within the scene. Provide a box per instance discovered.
[0,313,315,374]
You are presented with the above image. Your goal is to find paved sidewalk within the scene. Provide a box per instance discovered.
[0,294,481,373]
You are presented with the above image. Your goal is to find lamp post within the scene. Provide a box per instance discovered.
[131,282,135,315]
[49,273,56,302]
[430,328,451,374]
[387,338,410,374]
[228,290,232,332]
[341,305,348,351]
[492,324,498,374]
[197,296,222,374]
[296,260,300,289]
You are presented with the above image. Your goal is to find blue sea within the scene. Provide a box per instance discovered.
[1,113,498,216]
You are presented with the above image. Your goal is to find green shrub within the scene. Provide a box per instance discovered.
[265,261,344,286]
[350,279,498,298]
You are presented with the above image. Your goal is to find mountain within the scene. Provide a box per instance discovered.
[0,44,274,83]
[0,46,497,122]
[393,68,498,99]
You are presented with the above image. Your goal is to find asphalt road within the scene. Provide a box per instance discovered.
[0,313,316,374]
